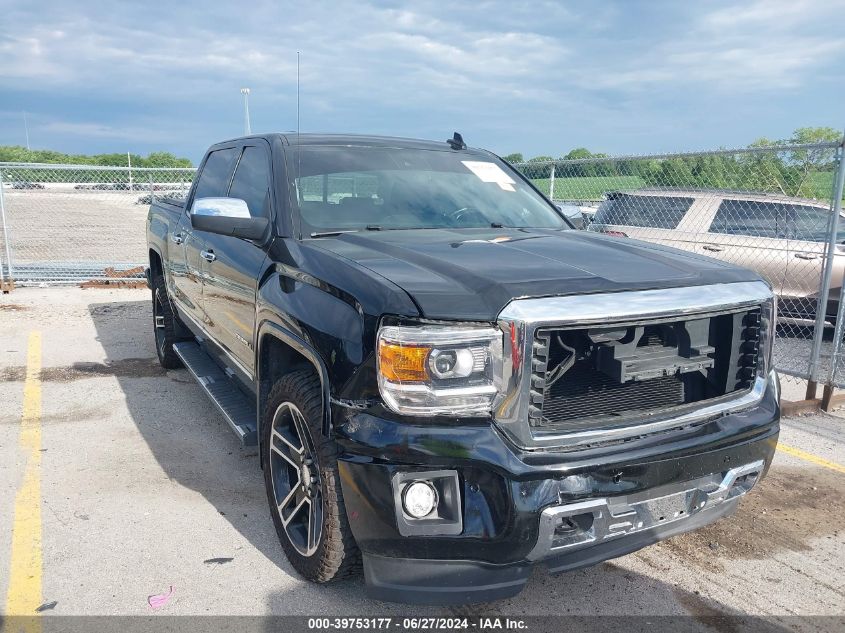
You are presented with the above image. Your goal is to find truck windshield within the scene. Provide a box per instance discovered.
[289,146,568,236]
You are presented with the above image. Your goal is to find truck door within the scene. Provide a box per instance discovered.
[168,211,205,326]
[200,143,273,376]
[171,147,240,328]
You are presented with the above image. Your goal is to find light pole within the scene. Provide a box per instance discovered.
[240,88,251,135]
[23,111,30,150]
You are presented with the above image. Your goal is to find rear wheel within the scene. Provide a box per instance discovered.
[263,370,360,582]
[152,275,185,369]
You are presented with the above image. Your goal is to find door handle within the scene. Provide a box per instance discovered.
[201,250,217,262]
[702,244,723,252]
[171,233,184,245]
[794,253,820,260]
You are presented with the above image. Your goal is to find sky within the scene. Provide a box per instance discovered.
[0,0,843,164]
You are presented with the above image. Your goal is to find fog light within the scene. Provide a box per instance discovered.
[402,481,438,518]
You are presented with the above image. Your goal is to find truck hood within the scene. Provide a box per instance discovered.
[311,228,762,321]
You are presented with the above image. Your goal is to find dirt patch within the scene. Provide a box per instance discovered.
[656,464,843,572]
[0,358,166,382]
[0,304,29,311]
[0,404,118,426]
[673,588,738,632]
[90,303,148,318]
[0,366,25,381]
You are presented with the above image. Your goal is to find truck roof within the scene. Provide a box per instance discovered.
[214,133,483,153]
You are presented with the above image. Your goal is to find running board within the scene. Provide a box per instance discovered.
[173,341,258,446]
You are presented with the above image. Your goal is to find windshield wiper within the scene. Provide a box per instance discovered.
[310,225,384,238]
[310,229,360,238]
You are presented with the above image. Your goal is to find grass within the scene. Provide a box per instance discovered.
[526,172,841,203]
[804,171,837,200]
[528,175,645,201]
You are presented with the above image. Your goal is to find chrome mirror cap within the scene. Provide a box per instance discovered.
[191,197,251,219]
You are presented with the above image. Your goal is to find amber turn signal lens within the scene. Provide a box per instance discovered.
[378,341,430,382]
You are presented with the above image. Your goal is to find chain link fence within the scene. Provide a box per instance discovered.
[0,163,195,285]
[2,142,845,390]
[512,141,845,389]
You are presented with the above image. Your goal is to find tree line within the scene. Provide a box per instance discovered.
[502,127,842,200]
[0,146,193,168]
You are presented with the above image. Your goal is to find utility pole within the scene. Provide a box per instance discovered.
[127,152,133,191]
[240,88,251,135]
[23,111,30,150]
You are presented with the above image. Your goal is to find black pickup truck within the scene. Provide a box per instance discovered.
[146,133,780,604]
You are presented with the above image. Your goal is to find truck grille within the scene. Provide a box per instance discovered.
[529,307,761,430]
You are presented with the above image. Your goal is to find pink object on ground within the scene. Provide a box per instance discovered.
[147,586,174,610]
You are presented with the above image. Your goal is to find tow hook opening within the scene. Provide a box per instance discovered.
[552,512,596,548]
[727,470,761,499]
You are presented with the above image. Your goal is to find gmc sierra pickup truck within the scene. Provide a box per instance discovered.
[146,133,779,604]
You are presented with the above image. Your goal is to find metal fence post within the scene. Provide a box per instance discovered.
[822,272,845,409]
[806,133,845,398]
[549,164,556,201]
[0,166,14,291]
[819,137,845,406]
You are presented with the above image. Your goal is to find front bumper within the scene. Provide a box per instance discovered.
[335,372,780,605]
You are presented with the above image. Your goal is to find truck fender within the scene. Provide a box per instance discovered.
[256,321,333,440]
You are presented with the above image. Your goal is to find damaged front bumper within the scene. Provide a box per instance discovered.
[527,459,763,562]
[335,372,779,605]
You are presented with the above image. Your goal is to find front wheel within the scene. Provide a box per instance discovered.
[151,275,185,369]
[262,370,360,582]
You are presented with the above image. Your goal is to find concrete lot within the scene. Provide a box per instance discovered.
[0,288,843,625]
[0,190,151,267]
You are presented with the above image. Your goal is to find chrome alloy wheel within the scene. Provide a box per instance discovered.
[269,402,323,557]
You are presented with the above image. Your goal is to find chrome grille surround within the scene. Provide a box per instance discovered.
[493,281,775,450]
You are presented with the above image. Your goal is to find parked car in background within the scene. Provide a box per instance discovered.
[588,189,843,324]
[578,204,599,224]
[11,181,45,189]
[555,203,586,229]
[137,191,187,205]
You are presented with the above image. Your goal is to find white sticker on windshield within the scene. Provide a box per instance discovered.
[462,161,516,191]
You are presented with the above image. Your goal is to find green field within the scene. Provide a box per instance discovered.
[526,172,839,202]
[804,171,838,200]
[528,175,645,201]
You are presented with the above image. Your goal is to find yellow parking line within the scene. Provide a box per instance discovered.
[778,442,845,474]
[4,331,43,629]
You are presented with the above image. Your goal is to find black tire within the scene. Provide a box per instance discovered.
[262,370,360,582]
[152,274,185,369]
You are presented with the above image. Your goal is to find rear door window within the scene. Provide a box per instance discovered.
[228,146,271,218]
[710,200,787,239]
[593,194,692,229]
[787,204,833,242]
[193,148,239,200]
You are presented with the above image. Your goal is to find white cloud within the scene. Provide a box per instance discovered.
[575,0,845,91]
[0,0,843,157]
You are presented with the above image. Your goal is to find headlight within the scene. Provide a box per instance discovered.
[377,324,503,416]
[758,295,777,377]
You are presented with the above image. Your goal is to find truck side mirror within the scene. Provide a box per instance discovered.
[190,197,269,240]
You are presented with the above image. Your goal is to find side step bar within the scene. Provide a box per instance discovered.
[173,341,258,446]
